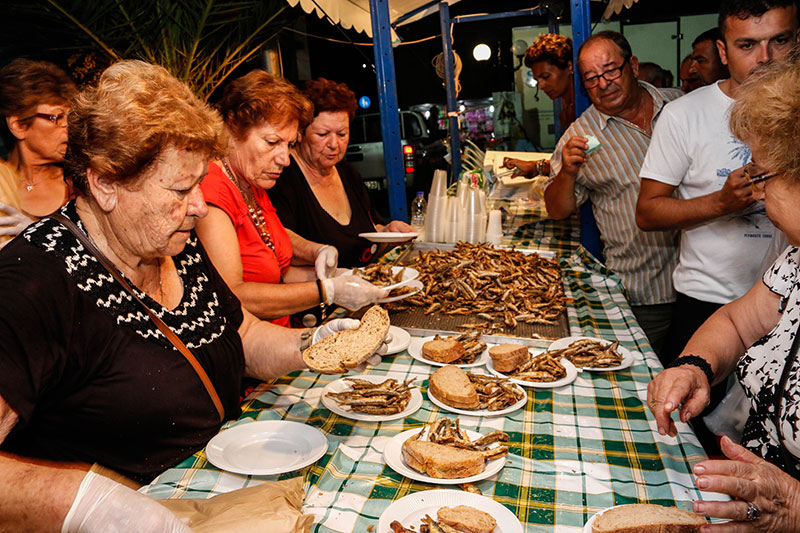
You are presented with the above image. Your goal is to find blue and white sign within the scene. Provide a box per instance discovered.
[358,96,371,109]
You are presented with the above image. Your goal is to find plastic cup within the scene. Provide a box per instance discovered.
[486,209,503,246]
[430,169,448,198]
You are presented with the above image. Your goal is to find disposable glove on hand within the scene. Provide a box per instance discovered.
[323,276,388,311]
[62,470,193,533]
[314,245,339,279]
[313,318,392,368]
[0,202,34,237]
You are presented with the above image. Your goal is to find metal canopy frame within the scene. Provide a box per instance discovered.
[367,0,599,257]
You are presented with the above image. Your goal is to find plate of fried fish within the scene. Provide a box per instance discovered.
[321,374,422,422]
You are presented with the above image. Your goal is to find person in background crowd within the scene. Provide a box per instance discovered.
[0,59,388,532]
[503,33,575,179]
[689,27,730,87]
[679,54,704,92]
[196,71,386,328]
[0,58,77,247]
[638,61,673,88]
[637,0,799,454]
[268,78,414,269]
[648,59,800,529]
[546,31,683,356]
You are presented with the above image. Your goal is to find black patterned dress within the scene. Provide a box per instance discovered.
[738,245,800,476]
[0,202,245,484]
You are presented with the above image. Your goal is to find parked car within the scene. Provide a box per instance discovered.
[346,110,446,198]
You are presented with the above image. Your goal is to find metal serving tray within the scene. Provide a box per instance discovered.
[384,242,573,347]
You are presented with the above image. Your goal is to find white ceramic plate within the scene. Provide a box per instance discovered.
[486,356,578,388]
[378,489,523,533]
[205,420,327,475]
[358,231,419,243]
[427,377,528,417]
[386,326,412,355]
[321,374,423,422]
[341,265,419,291]
[407,335,490,368]
[376,279,423,303]
[547,336,635,372]
[582,504,701,532]
[383,427,507,484]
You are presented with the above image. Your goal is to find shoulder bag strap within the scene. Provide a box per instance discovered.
[51,213,225,422]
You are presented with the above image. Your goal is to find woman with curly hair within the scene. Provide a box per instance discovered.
[504,34,575,177]
[268,78,414,269]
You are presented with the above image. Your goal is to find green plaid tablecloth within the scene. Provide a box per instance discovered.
[142,247,724,532]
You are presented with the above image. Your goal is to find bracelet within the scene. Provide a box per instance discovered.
[300,330,313,352]
[536,160,545,176]
[666,355,714,385]
[316,279,327,317]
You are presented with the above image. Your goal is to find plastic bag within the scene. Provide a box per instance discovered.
[704,376,750,443]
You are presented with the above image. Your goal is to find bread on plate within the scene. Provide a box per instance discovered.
[401,439,486,479]
[591,503,706,533]
[422,336,465,363]
[488,344,529,373]
[428,365,480,409]
[302,305,389,374]
[437,505,497,533]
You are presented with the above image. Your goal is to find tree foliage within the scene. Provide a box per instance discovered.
[3,0,295,100]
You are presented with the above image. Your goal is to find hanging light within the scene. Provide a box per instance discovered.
[473,43,491,61]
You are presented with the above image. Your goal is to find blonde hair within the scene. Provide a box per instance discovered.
[66,60,228,194]
[730,59,800,182]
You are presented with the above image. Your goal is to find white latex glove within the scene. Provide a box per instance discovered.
[314,245,339,280]
[314,318,392,368]
[323,276,389,311]
[62,470,193,533]
[0,202,35,237]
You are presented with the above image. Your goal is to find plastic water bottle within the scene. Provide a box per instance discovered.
[410,191,426,233]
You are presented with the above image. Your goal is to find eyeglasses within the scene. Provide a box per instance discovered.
[583,57,630,89]
[28,112,68,127]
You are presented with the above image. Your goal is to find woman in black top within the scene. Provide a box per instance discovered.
[268,78,414,268]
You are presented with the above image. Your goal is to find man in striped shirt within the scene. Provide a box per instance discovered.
[546,31,682,356]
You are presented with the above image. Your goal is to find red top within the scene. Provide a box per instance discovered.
[200,162,292,327]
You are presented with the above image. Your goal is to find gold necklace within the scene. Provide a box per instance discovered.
[219,159,283,282]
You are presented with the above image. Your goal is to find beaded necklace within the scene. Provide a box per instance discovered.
[220,159,283,282]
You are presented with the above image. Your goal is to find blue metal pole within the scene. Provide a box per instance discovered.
[369,0,407,221]
[570,0,603,261]
[548,15,564,140]
[438,1,461,182]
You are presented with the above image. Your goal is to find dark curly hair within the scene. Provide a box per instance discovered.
[301,78,358,121]
[524,34,573,70]
[719,0,798,37]
[216,70,313,142]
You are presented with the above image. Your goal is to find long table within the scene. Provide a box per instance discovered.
[143,230,725,531]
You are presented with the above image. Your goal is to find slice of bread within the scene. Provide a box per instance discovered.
[422,336,465,363]
[401,439,486,478]
[592,504,706,533]
[488,344,529,373]
[437,505,498,533]
[429,365,480,409]
[302,305,390,374]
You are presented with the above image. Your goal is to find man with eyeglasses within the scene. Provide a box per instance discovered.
[546,31,682,357]
[636,0,798,454]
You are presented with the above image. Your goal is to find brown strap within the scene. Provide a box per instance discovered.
[51,213,225,422]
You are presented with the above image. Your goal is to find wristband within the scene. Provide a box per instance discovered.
[315,279,325,304]
[666,355,714,385]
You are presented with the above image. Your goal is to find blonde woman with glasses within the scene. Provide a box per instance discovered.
[0,58,77,246]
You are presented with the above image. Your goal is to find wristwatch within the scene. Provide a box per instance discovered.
[300,330,314,352]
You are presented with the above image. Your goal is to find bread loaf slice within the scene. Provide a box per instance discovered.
[437,505,498,533]
[592,504,706,533]
[488,344,529,373]
[302,305,390,374]
[422,336,465,363]
[429,365,480,409]
[401,439,486,478]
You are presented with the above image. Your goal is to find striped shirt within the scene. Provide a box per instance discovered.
[547,82,682,306]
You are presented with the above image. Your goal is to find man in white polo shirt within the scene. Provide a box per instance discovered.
[636,0,799,454]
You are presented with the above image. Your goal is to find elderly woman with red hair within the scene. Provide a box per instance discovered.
[196,71,386,327]
[268,78,413,268]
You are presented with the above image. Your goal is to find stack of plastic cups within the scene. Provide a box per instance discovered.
[425,170,448,242]
[463,187,487,244]
[486,209,503,246]
[455,177,469,242]
[446,195,462,243]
